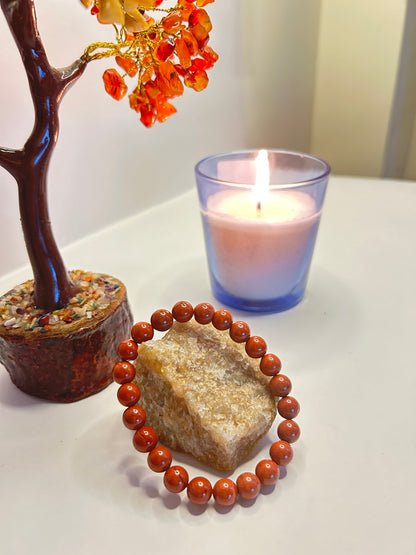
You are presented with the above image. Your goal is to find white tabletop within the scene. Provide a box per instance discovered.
[0,176,415,555]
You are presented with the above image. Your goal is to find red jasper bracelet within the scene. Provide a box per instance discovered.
[113,301,301,507]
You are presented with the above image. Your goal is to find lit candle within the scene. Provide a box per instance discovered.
[196,150,329,311]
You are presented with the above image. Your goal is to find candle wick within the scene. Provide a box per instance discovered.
[256,200,262,217]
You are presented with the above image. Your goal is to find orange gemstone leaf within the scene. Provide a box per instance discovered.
[175,37,192,69]
[190,57,208,71]
[173,64,187,77]
[202,45,219,68]
[102,68,128,100]
[181,28,198,56]
[115,55,138,77]
[190,23,209,46]
[162,10,183,32]
[188,8,212,33]
[129,92,147,112]
[155,39,176,62]
[178,0,197,21]
[144,80,164,105]
[140,68,153,84]
[156,101,177,123]
[184,69,208,91]
[155,61,184,97]
[140,104,157,127]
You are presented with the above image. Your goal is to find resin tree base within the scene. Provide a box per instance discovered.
[0,271,133,402]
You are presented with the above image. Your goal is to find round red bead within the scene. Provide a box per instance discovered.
[212,309,233,330]
[277,420,301,443]
[151,309,173,332]
[255,459,279,485]
[193,302,215,324]
[278,396,300,419]
[260,353,282,376]
[229,321,250,343]
[245,336,267,358]
[164,465,189,493]
[270,440,293,466]
[236,472,261,500]
[147,446,172,473]
[213,479,238,507]
[117,339,138,360]
[112,361,136,384]
[269,374,292,397]
[133,426,158,452]
[117,383,141,407]
[187,476,212,505]
[131,321,154,343]
[172,301,193,322]
[122,405,146,430]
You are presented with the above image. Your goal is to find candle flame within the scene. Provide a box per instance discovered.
[254,150,270,215]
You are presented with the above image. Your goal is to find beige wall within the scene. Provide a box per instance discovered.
[242,0,407,178]
[404,120,416,178]
[311,0,406,176]
[241,0,321,152]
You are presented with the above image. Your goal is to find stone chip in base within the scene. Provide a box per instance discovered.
[133,320,277,472]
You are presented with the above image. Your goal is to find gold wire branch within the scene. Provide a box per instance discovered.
[82,42,122,61]
[81,18,164,62]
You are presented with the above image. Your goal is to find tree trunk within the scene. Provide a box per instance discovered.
[0,0,87,310]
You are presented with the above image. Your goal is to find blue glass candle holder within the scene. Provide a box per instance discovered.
[195,150,330,313]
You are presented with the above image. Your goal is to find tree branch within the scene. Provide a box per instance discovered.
[0,147,23,179]
[56,59,88,92]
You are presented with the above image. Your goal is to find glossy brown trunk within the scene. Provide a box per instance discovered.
[0,0,87,310]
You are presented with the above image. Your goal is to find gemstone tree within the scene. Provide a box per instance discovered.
[0,0,218,401]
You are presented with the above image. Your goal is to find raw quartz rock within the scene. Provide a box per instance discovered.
[133,320,277,471]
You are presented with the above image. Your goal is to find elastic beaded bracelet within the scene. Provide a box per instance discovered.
[113,301,301,508]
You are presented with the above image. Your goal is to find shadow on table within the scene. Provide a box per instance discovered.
[0,370,43,408]
[69,405,290,520]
